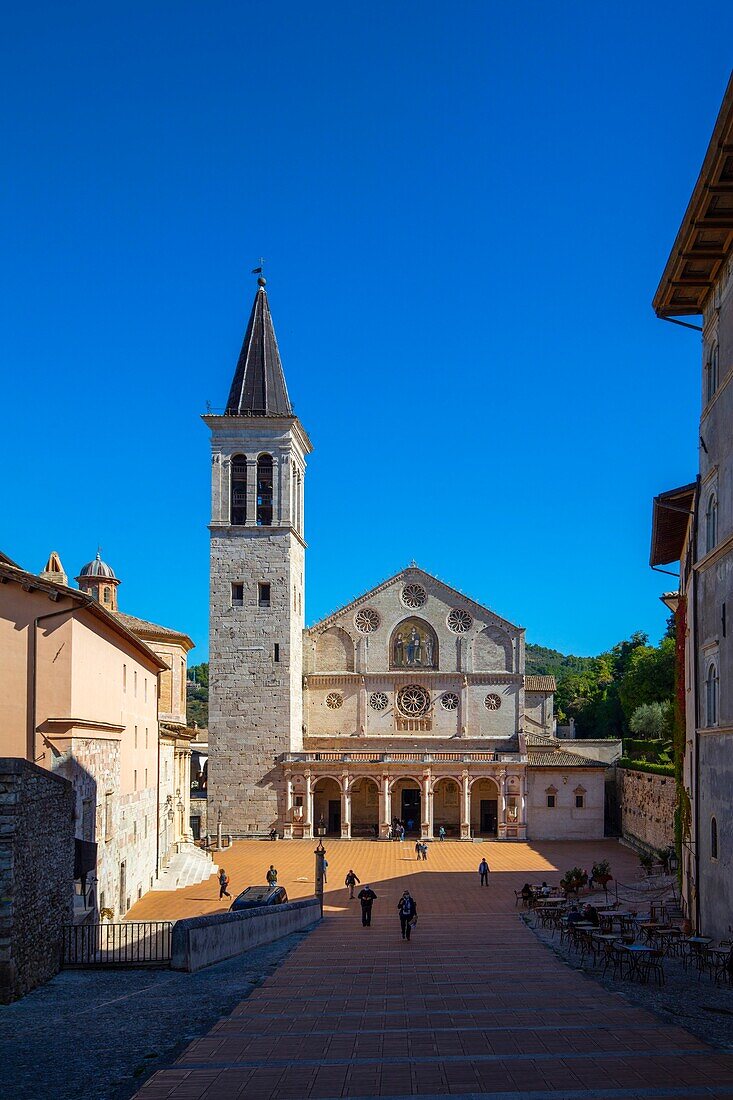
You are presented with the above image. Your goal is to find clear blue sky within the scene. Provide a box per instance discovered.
[2,3,730,660]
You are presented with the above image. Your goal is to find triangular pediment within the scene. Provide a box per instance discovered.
[306,566,521,636]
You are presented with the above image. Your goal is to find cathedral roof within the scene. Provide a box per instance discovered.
[225,279,293,417]
[115,611,195,651]
[524,675,557,692]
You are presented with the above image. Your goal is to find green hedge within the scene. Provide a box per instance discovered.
[623,738,671,760]
[618,757,674,777]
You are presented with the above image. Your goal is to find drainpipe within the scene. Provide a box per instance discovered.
[30,603,76,763]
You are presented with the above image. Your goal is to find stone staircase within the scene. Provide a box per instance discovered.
[152,845,218,891]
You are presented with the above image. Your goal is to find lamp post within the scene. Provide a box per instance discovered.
[314,837,326,914]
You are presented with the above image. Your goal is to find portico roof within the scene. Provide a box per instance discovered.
[654,73,733,317]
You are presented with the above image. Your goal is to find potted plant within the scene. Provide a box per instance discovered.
[561,866,588,895]
[592,859,613,893]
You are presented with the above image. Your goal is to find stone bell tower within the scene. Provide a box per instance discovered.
[204,277,312,835]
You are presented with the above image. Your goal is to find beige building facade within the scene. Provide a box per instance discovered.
[0,547,200,920]
[207,283,607,840]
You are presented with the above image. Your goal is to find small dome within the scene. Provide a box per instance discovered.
[78,551,116,580]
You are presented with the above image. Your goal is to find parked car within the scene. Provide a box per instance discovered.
[230,885,288,911]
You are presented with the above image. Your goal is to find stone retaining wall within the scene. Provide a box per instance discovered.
[171,897,321,972]
[617,766,676,853]
[0,759,74,1003]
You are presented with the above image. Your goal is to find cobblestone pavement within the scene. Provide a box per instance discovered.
[134,839,733,1099]
[0,932,305,1100]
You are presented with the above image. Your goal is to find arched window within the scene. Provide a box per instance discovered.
[231,453,247,525]
[706,493,718,554]
[706,343,719,404]
[257,454,273,526]
[711,816,719,860]
[103,586,111,603]
[706,661,718,727]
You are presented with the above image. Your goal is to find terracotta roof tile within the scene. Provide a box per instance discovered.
[524,675,557,692]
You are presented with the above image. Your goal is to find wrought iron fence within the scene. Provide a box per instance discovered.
[62,921,173,967]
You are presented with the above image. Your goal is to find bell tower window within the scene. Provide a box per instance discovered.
[257,454,273,526]
[230,454,247,526]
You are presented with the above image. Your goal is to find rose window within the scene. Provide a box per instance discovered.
[369,691,388,711]
[484,692,502,711]
[325,691,343,710]
[441,692,459,711]
[397,684,431,717]
[401,583,426,609]
[354,607,380,633]
[447,607,472,633]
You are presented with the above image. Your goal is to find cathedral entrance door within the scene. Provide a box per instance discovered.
[480,799,498,837]
[401,789,421,832]
[328,799,341,836]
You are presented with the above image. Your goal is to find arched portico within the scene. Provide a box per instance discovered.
[389,776,421,834]
[432,776,461,837]
[313,776,342,835]
[349,775,380,838]
[470,776,500,837]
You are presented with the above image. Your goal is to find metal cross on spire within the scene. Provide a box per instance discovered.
[251,257,266,284]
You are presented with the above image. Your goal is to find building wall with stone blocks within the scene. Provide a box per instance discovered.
[51,735,158,918]
[617,767,675,853]
[303,570,525,741]
[0,759,74,1003]
[526,767,605,840]
[205,412,310,836]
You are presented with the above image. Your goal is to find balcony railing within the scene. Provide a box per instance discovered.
[280,751,523,765]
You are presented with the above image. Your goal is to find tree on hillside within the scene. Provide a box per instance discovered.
[629,700,673,740]
[617,637,674,723]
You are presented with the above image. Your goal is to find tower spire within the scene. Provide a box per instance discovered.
[225,277,293,417]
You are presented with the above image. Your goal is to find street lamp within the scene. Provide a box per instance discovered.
[314,837,326,914]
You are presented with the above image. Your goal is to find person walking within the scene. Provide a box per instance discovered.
[478,858,490,886]
[323,857,328,883]
[266,864,278,886]
[415,840,422,860]
[438,825,446,841]
[358,884,377,926]
[422,842,429,861]
[218,868,231,900]
[345,869,360,899]
[397,890,417,941]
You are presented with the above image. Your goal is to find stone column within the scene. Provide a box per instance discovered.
[304,772,314,840]
[341,773,351,839]
[498,769,507,839]
[358,675,366,734]
[212,453,225,524]
[182,747,193,842]
[246,457,258,527]
[380,774,390,839]
[459,675,469,737]
[421,770,432,840]
[283,772,294,839]
[519,771,528,840]
[461,771,471,839]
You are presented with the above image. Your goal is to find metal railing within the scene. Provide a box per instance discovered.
[62,921,173,967]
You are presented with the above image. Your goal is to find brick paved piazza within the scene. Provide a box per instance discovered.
[135,840,733,1099]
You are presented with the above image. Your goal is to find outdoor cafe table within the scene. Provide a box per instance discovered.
[681,936,713,969]
[599,911,634,929]
[618,943,656,981]
[647,928,681,955]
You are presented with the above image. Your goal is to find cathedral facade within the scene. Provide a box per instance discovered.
[206,281,606,841]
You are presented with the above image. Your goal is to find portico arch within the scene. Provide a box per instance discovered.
[349,775,380,838]
[470,776,500,837]
[432,776,461,837]
[389,776,421,833]
[313,776,342,835]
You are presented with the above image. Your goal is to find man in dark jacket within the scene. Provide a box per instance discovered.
[345,869,360,899]
[358,885,377,926]
[397,890,417,940]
